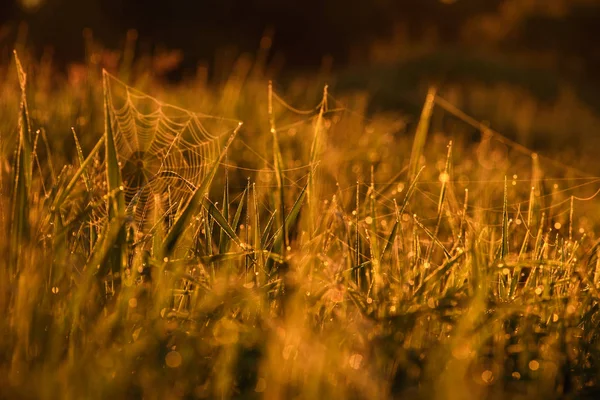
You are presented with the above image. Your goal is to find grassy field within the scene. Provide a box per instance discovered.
[2,47,600,400]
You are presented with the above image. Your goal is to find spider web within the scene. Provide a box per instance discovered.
[104,72,241,230]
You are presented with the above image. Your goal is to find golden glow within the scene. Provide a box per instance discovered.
[19,0,44,11]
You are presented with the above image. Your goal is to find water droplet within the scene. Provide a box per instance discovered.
[255,377,267,393]
[481,370,494,384]
[554,222,562,230]
[528,360,540,371]
[452,340,471,360]
[165,351,182,368]
[535,286,543,295]
[427,298,436,309]
[348,354,363,370]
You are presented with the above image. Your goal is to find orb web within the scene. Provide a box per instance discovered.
[104,72,240,230]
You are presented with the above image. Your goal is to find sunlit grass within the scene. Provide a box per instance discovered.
[2,47,600,400]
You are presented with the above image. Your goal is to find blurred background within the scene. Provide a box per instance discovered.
[2,0,600,157]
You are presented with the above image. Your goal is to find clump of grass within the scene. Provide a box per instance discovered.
[1,49,600,400]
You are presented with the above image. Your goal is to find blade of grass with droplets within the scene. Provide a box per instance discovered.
[399,165,425,217]
[10,51,33,274]
[40,128,56,185]
[232,187,247,239]
[414,250,465,297]
[425,141,452,265]
[102,70,126,275]
[102,70,125,219]
[219,162,230,254]
[408,87,436,181]
[261,210,276,250]
[381,218,399,260]
[500,176,509,260]
[268,81,287,255]
[355,180,360,273]
[269,182,308,260]
[412,215,451,259]
[307,85,328,236]
[162,127,239,257]
[367,179,382,296]
[202,196,241,249]
[51,135,104,212]
[252,183,263,285]
[71,127,92,192]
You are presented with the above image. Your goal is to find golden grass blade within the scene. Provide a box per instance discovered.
[10,51,33,274]
[408,87,436,181]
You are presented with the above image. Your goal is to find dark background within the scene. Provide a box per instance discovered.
[1,0,599,74]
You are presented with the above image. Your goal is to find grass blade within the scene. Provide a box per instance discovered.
[500,176,509,260]
[219,161,230,253]
[270,182,308,256]
[103,70,126,275]
[10,51,33,274]
[268,81,287,254]
[408,87,436,181]
[202,196,241,249]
